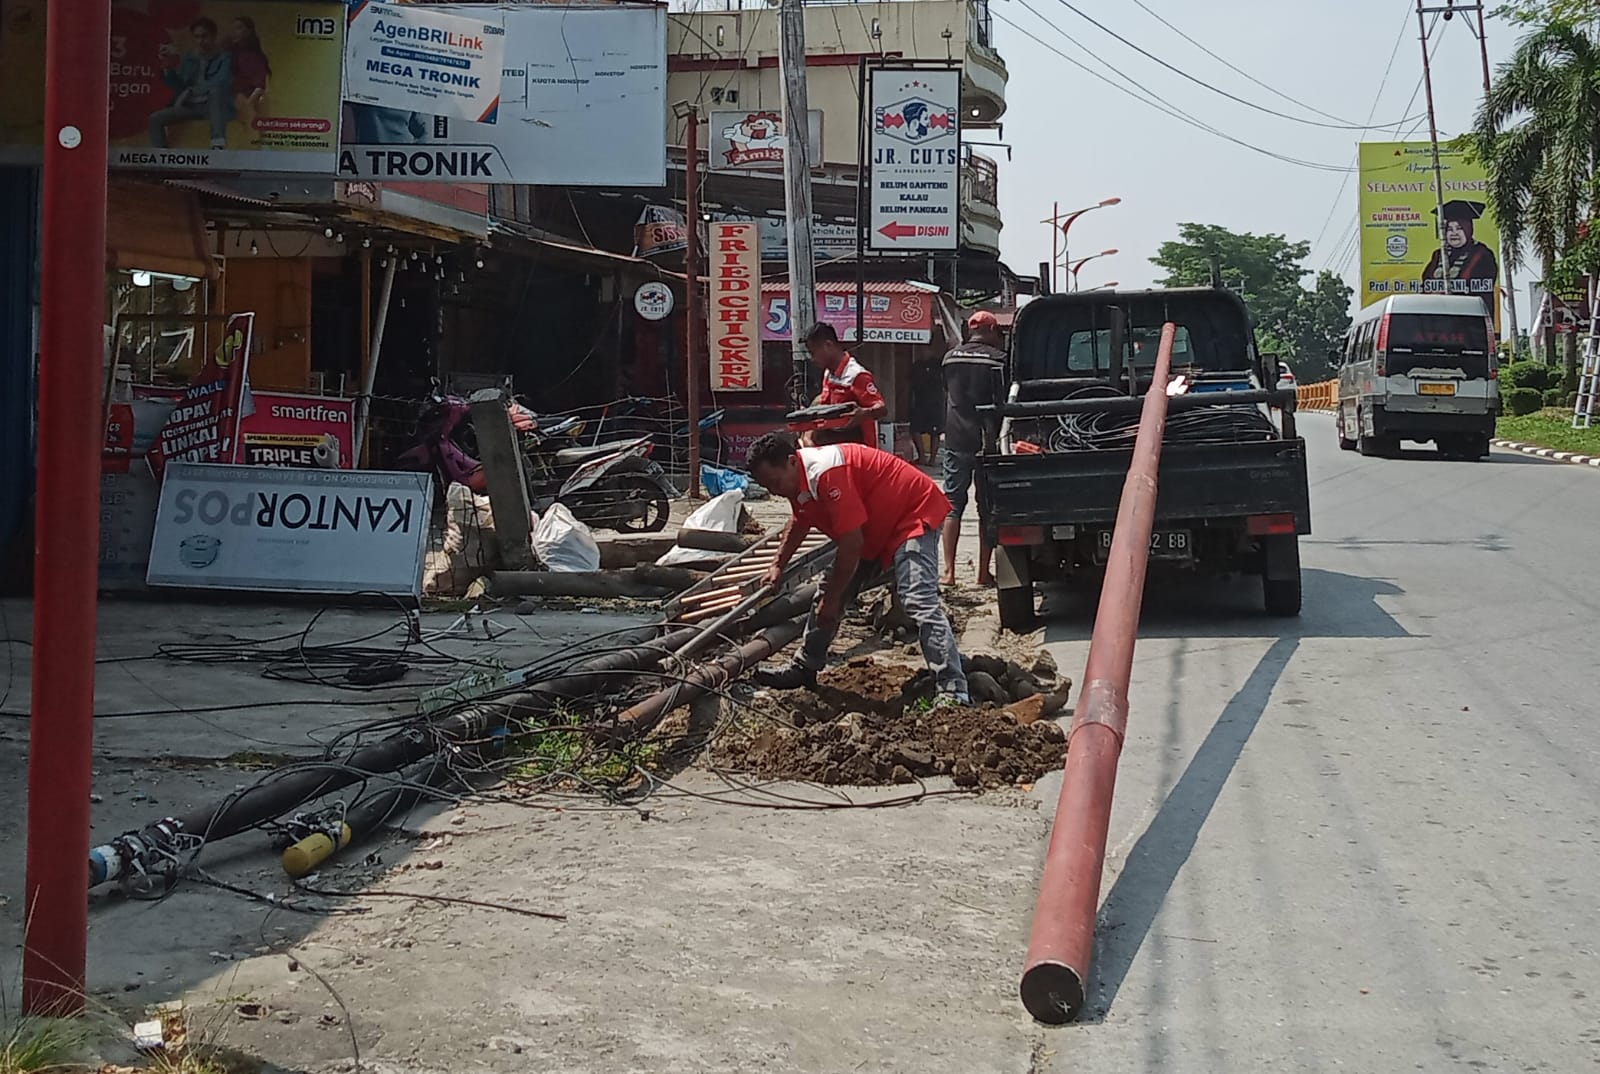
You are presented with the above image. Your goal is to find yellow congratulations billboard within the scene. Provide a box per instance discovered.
[1359,141,1501,332]
[1,0,344,172]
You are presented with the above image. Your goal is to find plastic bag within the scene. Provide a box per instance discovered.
[700,464,749,498]
[655,489,743,568]
[532,502,600,573]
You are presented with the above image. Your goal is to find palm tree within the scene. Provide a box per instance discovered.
[1472,19,1600,386]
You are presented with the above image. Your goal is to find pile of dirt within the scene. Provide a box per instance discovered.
[715,654,1072,788]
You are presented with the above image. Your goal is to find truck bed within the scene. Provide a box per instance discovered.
[976,438,1311,532]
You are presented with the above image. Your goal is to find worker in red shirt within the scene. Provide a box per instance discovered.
[805,322,888,448]
[746,430,970,704]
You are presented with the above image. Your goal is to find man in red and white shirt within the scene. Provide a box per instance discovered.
[806,322,888,448]
[746,431,969,703]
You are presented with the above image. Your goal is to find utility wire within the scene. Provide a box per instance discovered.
[997,6,1356,173]
[1047,0,1426,131]
[1128,0,1373,127]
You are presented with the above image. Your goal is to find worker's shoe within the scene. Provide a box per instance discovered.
[753,662,818,691]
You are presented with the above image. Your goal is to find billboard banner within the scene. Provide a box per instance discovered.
[868,66,960,252]
[344,1,504,124]
[708,222,762,392]
[338,3,665,184]
[3,0,344,169]
[1359,141,1501,330]
[760,287,933,344]
[115,0,343,172]
[708,108,822,171]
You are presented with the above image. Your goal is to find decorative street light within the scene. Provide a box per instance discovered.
[1085,280,1120,292]
[1067,249,1118,292]
[1041,197,1121,293]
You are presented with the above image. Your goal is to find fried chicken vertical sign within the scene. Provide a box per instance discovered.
[709,221,762,391]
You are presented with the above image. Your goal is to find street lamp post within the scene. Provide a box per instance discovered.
[1085,280,1120,292]
[1067,249,1118,292]
[1042,197,1121,293]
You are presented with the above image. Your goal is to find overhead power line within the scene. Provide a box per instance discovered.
[1048,0,1426,132]
[1128,0,1369,127]
[998,4,1356,173]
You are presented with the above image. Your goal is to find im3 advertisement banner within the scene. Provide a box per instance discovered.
[0,0,346,171]
[338,3,665,184]
[1358,140,1502,334]
[868,66,961,253]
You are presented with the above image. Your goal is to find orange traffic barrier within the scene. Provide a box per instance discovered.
[1296,380,1337,411]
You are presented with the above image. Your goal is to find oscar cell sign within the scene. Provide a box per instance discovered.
[707,222,761,392]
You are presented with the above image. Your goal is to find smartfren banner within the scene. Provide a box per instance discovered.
[337,3,665,184]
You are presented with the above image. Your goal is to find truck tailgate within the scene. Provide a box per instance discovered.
[976,439,1311,532]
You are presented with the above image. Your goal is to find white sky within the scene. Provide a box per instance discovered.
[992,0,1519,297]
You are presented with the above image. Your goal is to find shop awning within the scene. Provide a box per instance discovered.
[105,180,215,280]
[758,281,939,344]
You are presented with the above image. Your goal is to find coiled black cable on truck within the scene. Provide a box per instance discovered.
[1045,383,1278,452]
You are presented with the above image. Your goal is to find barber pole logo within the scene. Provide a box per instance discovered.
[874,85,956,144]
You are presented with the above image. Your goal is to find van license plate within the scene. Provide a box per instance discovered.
[1097,529,1191,560]
[1418,382,1457,396]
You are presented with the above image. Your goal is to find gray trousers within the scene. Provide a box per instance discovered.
[797,529,969,700]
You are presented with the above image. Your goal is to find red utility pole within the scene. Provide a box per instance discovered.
[24,0,111,1015]
[1019,324,1176,1024]
[684,105,703,500]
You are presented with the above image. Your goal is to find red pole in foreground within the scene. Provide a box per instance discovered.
[684,106,703,501]
[1019,323,1175,1024]
[23,0,111,1016]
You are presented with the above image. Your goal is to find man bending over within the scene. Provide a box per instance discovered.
[746,431,970,704]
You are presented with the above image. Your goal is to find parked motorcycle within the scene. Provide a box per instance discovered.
[396,387,678,533]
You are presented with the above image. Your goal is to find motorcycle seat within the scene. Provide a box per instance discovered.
[553,438,645,466]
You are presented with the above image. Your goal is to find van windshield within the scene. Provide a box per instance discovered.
[1386,313,1491,377]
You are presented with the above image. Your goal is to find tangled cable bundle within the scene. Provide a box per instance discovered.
[1043,384,1278,452]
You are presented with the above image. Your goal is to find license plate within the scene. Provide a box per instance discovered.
[1418,382,1457,396]
[1097,529,1191,560]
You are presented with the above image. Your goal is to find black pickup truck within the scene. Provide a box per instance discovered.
[974,288,1311,631]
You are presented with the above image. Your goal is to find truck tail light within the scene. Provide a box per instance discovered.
[997,526,1045,546]
[1246,513,1297,536]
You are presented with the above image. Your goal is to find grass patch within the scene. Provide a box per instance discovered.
[1496,409,1600,456]
[510,707,662,787]
[0,1014,89,1074]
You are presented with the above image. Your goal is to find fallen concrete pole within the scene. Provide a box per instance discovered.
[1019,322,1175,1025]
[88,622,702,887]
[676,529,758,553]
[490,565,707,600]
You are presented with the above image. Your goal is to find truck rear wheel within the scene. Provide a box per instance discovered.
[998,584,1037,632]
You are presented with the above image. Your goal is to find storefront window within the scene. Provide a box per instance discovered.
[105,268,206,390]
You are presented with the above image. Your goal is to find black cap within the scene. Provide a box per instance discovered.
[1433,199,1487,222]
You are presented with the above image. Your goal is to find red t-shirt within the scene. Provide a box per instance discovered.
[788,443,951,565]
[817,353,885,448]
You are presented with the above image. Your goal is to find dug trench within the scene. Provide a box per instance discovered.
[708,651,1073,788]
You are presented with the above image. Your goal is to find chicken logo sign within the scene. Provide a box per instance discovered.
[721,111,785,168]
[873,92,955,144]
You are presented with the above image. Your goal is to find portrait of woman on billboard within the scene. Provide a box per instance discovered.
[1421,199,1498,314]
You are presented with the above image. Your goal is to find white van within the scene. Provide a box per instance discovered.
[1336,294,1499,460]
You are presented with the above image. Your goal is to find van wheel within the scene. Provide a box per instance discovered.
[1337,410,1356,452]
[997,585,1037,633]
[1263,572,1302,617]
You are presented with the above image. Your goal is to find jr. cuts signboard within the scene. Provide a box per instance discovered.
[147,463,432,596]
[338,3,665,184]
[868,67,960,252]
[344,2,506,124]
[708,221,762,392]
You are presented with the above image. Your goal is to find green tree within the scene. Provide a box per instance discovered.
[1150,223,1352,379]
[1472,18,1600,387]
[1493,0,1598,24]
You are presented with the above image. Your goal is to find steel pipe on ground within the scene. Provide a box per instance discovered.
[1019,322,1176,1025]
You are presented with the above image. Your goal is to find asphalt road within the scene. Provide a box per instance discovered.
[1040,413,1600,1071]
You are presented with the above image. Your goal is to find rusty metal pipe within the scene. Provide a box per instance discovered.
[1019,322,1175,1025]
